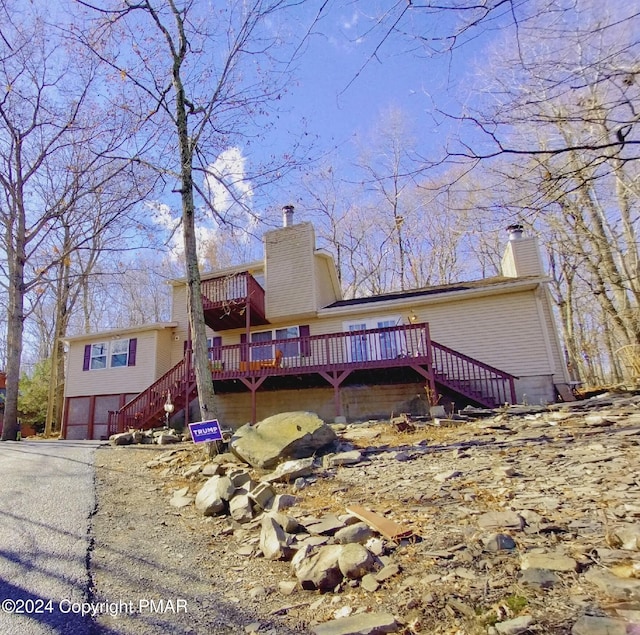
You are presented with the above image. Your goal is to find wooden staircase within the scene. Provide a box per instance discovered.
[107,354,196,436]
[431,341,517,408]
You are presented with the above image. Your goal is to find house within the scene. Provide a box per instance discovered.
[61,208,570,440]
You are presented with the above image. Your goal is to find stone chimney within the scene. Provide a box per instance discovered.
[501,224,545,277]
[282,204,295,227]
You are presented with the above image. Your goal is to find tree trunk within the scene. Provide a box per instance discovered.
[174,56,217,423]
[2,204,26,440]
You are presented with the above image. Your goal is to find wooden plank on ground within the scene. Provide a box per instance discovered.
[555,383,577,402]
[346,504,413,541]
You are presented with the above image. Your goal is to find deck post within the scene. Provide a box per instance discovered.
[239,376,268,424]
[318,370,351,420]
[423,324,438,402]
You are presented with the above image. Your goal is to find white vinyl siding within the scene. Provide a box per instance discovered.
[265,223,317,320]
[316,289,558,380]
[67,331,159,398]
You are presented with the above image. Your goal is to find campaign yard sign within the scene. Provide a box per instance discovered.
[189,419,223,444]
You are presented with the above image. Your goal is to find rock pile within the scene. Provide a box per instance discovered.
[110,427,183,445]
[144,391,640,634]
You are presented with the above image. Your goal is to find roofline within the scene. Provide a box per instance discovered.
[318,277,546,317]
[64,322,179,343]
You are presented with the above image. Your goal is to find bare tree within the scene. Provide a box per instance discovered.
[416,1,639,386]
[76,0,317,423]
[0,4,150,440]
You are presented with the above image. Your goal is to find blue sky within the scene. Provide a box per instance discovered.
[275,2,499,172]
[152,1,509,262]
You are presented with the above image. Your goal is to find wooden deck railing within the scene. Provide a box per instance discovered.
[431,341,517,406]
[108,322,517,433]
[201,272,265,317]
[209,322,433,375]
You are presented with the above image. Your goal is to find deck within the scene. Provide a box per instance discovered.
[107,322,517,434]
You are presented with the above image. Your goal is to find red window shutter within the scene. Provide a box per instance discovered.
[299,325,311,357]
[211,336,222,360]
[83,344,91,371]
[240,333,247,362]
[128,338,137,366]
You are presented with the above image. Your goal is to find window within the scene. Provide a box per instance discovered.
[275,327,300,358]
[111,339,130,367]
[251,331,273,361]
[83,338,137,371]
[377,320,398,360]
[349,324,369,362]
[344,317,403,362]
[90,343,108,370]
[250,326,300,360]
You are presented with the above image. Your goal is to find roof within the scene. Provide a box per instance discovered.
[64,322,179,343]
[325,275,545,309]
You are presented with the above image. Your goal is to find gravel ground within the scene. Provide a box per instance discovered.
[91,445,311,635]
[91,395,640,635]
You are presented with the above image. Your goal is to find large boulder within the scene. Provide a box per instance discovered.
[230,412,337,469]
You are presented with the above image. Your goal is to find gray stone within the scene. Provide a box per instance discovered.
[375,563,401,582]
[520,552,577,572]
[260,516,293,561]
[201,462,221,476]
[519,568,559,589]
[110,432,134,445]
[571,616,629,635]
[306,515,345,536]
[478,511,524,531]
[194,475,234,516]
[269,512,301,534]
[183,464,202,478]
[338,544,375,579]
[269,494,298,512]
[434,470,462,482]
[236,545,255,557]
[229,493,254,523]
[483,533,517,552]
[278,580,298,596]
[156,432,181,445]
[335,522,374,545]
[293,544,344,592]
[327,450,364,467]
[293,477,308,490]
[366,538,385,557]
[227,468,253,488]
[496,466,518,477]
[612,524,640,551]
[248,482,275,510]
[169,494,194,508]
[495,616,534,635]
[584,567,640,600]
[311,612,399,635]
[230,412,337,469]
[263,457,316,483]
[361,574,380,592]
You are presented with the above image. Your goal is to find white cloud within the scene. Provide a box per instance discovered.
[342,11,359,31]
[148,146,258,266]
[204,146,253,217]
